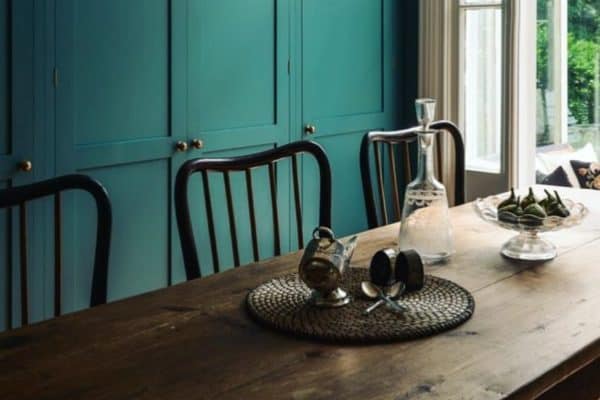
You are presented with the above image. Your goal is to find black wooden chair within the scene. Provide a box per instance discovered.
[360,120,465,228]
[0,174,112,327]
[175,140,332,281]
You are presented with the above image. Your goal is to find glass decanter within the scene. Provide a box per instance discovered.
[398,99,454,264]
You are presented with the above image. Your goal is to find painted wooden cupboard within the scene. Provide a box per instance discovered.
[0,0,417,330]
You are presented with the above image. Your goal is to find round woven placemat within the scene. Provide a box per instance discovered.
[247,267,475,343]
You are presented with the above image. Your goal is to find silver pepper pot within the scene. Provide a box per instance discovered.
[299,227,358,307]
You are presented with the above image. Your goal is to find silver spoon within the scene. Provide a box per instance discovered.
[361,281,405,314]
[364,290,397,315]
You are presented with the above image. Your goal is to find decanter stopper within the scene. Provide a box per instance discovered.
[415,98,436,129]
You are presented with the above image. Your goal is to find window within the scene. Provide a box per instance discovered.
[536,0,600,163]
[459,0,504,173]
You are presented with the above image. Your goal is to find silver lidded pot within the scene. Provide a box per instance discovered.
[299,227,358,307]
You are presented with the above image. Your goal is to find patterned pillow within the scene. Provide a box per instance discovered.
[570,160,600,190]
[541,166,572,187]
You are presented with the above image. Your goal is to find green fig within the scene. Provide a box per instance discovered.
[497,188,517,209]
[514,196,522,213]
[514,204,524,216]
[520,188,539,209]
[498,211,518,223]
[547,191,570,217]
[499,204,519,214]
[544,189,556,204]
[499,195,521,213]
[548,205,570,218]
[539,189,557,212]
[523,203,547,218]
[554,191,566,207]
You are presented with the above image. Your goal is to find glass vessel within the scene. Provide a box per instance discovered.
[474,194,587,261]
[415,98,436,128]
[398,99,454,264]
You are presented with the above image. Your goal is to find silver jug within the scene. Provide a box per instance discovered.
[299,227,358,307]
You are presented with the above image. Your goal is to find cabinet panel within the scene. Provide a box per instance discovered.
[186,0,289,154]
[176,0,292,280]
[71,0,169,145]
[303,0,383,119]
[308,131,369,234]
[0,0,8,155]
[56,0,185,309]
[188,0,277,132]
[300,0,398,237]
[0,0,35,330]
[0,0,415,331]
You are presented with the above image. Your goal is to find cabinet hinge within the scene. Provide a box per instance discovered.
[53,68,59,88]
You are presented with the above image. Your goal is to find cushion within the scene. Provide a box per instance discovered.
[541,166,572,187]
[570,160,600,190]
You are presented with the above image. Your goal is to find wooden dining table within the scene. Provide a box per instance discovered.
[0,185,598,400]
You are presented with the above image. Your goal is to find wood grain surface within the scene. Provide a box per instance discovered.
[0,186,598,400]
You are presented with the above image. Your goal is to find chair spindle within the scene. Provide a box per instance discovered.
[54,193,62,317]
[223,172,240,267]
[245,169,260,262]
[268,162,281,256]
[19,202,28,325]
[291,155,303,249]
[202,170,220,273]
[436,140,443,179]
[402,141,412,184]
[374,142,388,225]
[388,143,401,221]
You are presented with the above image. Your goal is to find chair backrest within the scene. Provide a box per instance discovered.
[0,174,112,327]
[360,120,465,228]
[175,140,332,281]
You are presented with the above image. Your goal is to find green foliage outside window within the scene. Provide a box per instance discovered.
[537,0,600,144]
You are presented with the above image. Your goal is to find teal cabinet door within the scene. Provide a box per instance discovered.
[177,0,291,280]
[298,0,400,237]
[55,0,187,311]
[0,0,36,329]
[186,0,289,153]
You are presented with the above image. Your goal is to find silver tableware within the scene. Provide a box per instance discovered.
[361,281,406,314]
[299,227,358,307]
[369,248,397,287]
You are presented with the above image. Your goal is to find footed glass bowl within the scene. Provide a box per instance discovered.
[474,194,587,261]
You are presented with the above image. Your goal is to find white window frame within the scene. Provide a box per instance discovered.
[458,0,504,175]
[545,0,569,145]
[512,0,537,188]
[419,0,537,198]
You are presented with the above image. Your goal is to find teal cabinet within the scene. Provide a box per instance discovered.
[0,0,36,330]
[0,0,417,328]
[55,0,185,310]
[187,0,289,145]
[298,0,401,236]
[180,0,292,280]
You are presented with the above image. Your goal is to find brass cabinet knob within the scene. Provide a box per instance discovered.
[18,160,33,172]
[191,138,204,150]
[175,141,189,152]
[304,124,317,135]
